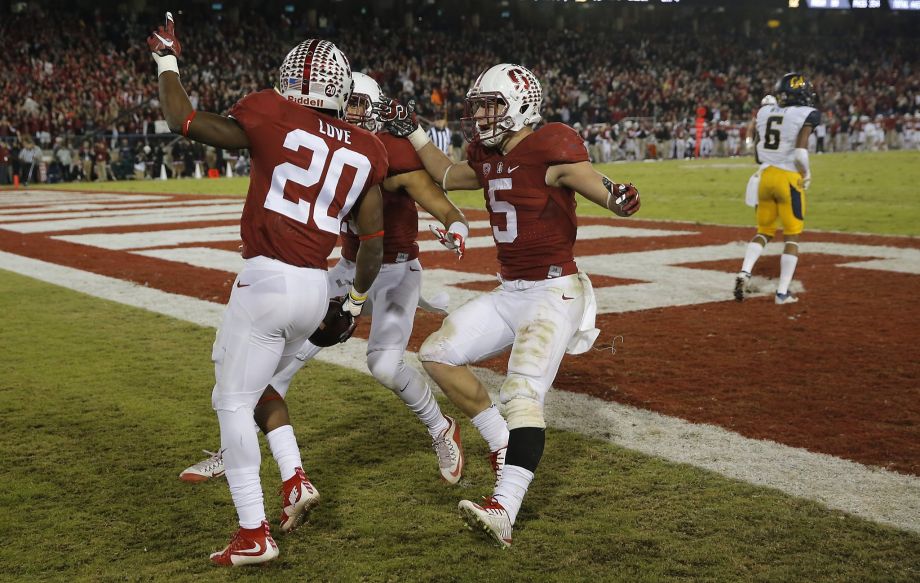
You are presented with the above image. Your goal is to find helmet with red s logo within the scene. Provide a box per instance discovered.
[461,63,543,148]
[346,72,383,131]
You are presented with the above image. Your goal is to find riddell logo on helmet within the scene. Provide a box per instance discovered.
[287,95,325,108]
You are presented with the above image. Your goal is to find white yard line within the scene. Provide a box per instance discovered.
[1,250,917,535]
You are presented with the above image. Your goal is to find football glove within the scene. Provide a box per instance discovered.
[342,287,367,318]
[375,97,420,138]
[802,174,811,191]
[308,296,357,347]
[606,181,640,217]
[148,12,181,76]
[429,222,468,260]
[148,11,181,57]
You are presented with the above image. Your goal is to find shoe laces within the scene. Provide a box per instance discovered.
[279,468,311,498]
[195,449,223,472]
[432,433,458,466]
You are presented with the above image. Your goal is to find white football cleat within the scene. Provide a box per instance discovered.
[734,271,751,302]
[775,292,799,305]
[432,415,464,484]
[179,449,225,482]
[279,467,320,533]
[488,446,507,489]
[209,521,278,567]
[459,497,512,548]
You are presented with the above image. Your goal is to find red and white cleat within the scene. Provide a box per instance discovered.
[279,467,320,533]
[458,496,513,548]
[432,415,464,484]
[209,521,278,567]
[179,449,225,482]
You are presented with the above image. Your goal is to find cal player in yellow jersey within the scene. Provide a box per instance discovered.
[735,72,819,305]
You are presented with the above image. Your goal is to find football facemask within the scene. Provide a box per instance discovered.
[346,72,383,131]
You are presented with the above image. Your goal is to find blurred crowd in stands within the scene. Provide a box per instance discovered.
[1,9,918,184]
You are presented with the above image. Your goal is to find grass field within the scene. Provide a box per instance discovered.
[44,151,920,235]
[1,272,919,581]
[3,150,919,580]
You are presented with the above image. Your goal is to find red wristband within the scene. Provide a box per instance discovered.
[359,230,385,241]
[182,110,197,137]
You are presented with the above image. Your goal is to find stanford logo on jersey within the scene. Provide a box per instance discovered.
[508,69,530,91]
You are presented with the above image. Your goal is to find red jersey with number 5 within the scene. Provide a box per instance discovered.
[340,132,424,263]
[466,122,589,281]
[229,89,388,268]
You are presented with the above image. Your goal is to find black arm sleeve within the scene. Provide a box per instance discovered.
[803,109,821,128]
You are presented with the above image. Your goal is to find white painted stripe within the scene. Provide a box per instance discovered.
[0,202,243,226]
[0,198,239,216]
[136,247,244,273]
[0,191,168,206]
[54,226,241,250]
[2,211,242,233]
[1,249,917,534]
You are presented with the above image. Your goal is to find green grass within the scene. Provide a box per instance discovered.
[41,150,920,236]
[2,271,919,581]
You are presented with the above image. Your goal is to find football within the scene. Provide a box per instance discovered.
[308,296,357,347]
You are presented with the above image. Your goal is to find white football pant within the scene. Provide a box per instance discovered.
[420,273,588,430]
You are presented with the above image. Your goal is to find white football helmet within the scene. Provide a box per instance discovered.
[278,39,352,118]
[346,72,383,131]
[761,94,777,107]
[462,63,543,147]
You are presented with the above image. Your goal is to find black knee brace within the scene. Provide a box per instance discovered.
[504,427,546,473]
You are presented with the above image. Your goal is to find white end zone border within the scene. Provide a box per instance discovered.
[1,250,917,535]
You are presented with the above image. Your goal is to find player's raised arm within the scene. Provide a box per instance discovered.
[345,184,385,316]
[148,12,249,150]
[546,161,640,218]
[376,98,480,191]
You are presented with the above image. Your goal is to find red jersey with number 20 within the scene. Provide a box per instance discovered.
[466,122,589,281]
[229,90,388,268]
[340,132,424,263]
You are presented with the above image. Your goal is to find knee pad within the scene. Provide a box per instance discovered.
[419,330,466,367]
[366,349,404,391]
[502,393,545,431]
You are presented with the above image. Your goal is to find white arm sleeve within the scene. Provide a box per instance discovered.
[793,147,810,178]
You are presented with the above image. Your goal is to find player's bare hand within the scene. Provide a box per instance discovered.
[148,11,181,57]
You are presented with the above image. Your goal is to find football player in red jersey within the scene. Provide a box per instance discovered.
[180,72,470,487]
[380,63,640,547]
[149,14,387,566]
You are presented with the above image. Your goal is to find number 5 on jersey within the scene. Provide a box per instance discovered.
[488,178,518,243]
[265,129,371,233]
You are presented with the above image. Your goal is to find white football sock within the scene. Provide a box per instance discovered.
[218,407,265,529]
[777,253,799,295]
[471,405,510,452]
[741,239,766,274]
[493,464,534,524]
[367,350,449,438]
[265,424,302,482]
